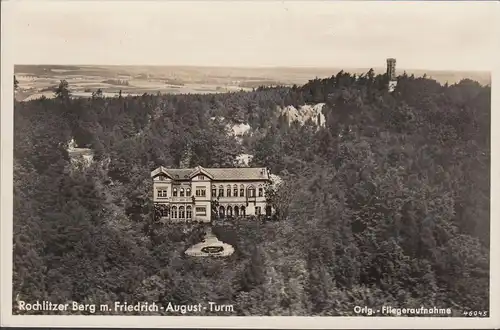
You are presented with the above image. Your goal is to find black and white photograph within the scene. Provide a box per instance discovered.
[1,0,499,328]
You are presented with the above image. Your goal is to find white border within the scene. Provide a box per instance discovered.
[2,1,499,328]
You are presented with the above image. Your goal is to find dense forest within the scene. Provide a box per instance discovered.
[13,69,490,316]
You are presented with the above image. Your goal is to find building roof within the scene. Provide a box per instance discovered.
[151,166,270,181]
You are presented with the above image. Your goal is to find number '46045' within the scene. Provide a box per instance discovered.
[462,310,488,317]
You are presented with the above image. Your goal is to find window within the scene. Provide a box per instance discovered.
[186,188,191,196]
[173,188,178,197]
[180,188,185,197]
[233,184,238,197]
[212,185,217,197]
[219,185,224,197]
[227,185,231,197]
[241,206,246,216]
[158,175,167,181]
[157,189,168,198]
[195,187,206,197]
[179,206,185,218]
[248,186,256,197]
[198,175,205,180]
[256,206,261,215]
[258,187,263,197]
[186,206,192,219]
[172,206,178,218]
[240,184,245,197]
[195,207,206,216]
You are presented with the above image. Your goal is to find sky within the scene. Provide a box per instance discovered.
[2,1,499,71]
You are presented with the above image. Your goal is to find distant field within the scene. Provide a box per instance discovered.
[14,65,490,102]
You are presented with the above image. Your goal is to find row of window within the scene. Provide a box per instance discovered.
[157,187,202,198]
[211,185,263,198]
[216,205,263,216]
[219,205,246,217]
[195,187,206,197]
[158,187,193,197]
[159,205,200,218]
[157,185,265,198]
[158,205,265,218]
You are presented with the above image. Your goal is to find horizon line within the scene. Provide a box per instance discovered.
[13,64,491,74]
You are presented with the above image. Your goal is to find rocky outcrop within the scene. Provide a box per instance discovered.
[230,123,251,137]
[210,117,251,137]
[67,138,94,168]
[236,153,253,166]
[279,103,326,127]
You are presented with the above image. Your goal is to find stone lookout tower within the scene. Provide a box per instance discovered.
[386,58,397,92]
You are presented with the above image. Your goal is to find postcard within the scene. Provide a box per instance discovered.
[1,0,499,328]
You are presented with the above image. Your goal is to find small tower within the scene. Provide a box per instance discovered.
[386,58,397,92]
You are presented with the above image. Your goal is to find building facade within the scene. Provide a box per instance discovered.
[151,166,272,223]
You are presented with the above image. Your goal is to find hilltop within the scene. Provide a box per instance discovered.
[14,64,490,102]
[13,69,490,316]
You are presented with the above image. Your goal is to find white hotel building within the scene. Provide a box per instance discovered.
[151,166,272,223]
